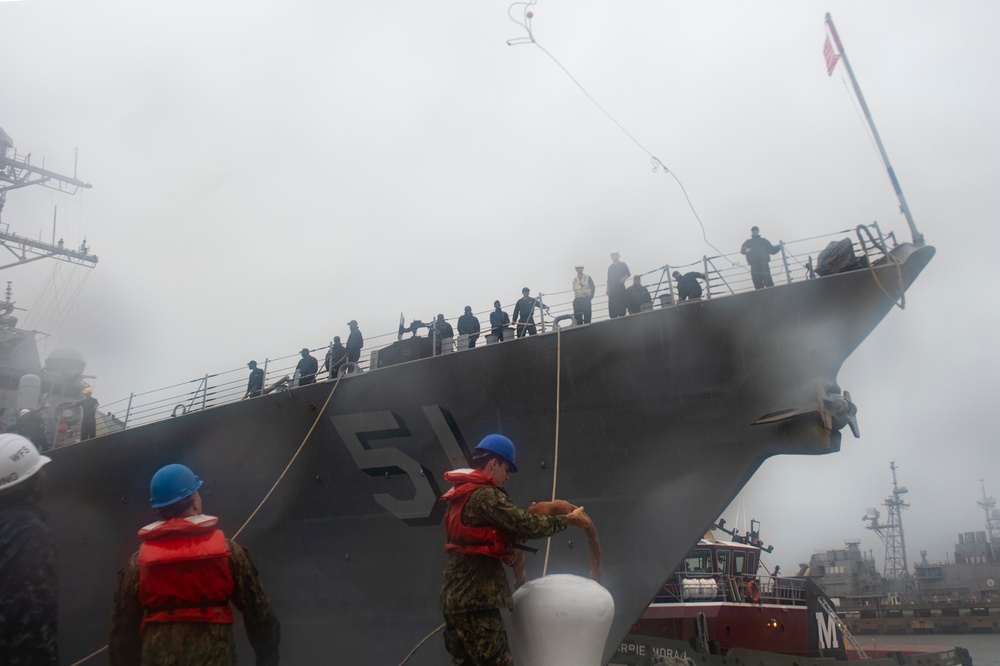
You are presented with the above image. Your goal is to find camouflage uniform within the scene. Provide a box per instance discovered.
[109,540,280,666]
[0,502,58,665]
[440,484,567,666]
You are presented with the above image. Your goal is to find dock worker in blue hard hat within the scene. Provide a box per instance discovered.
[439,434,591,665]
[108,463,281,666]
[0,433,58,664]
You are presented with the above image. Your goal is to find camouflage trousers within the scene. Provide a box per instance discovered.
[442,609,512,666]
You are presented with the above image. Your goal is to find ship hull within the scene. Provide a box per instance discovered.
[46,244,934,665]
[612,635,970,666]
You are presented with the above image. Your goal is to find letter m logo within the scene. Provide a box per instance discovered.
[815,611,839,649]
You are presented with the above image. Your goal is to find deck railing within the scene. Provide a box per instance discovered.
[90,223,898,435]
[652,571,809,607]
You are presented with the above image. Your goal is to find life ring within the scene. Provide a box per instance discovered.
[987,578,996,588]
[746,580,760,603]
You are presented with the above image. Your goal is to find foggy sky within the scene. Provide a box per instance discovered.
[2,0,998,573]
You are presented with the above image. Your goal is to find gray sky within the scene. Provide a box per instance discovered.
[2,0,997,573]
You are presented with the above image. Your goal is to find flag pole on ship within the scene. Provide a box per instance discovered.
[824,13,923,247]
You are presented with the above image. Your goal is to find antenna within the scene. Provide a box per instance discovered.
[0,129,98,270]
[862,462,911,585]
[825,14,923,246]
[977,479,998,557]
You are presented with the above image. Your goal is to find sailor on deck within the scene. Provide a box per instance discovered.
[673,270,707,302]
[457,306,481,349]
[244,361,264,399]
[296,347,318,386]
[77,387,99,440]
[572,263,595,325]
[489,301,511,342]
[325,337,348,379]
[346,320,364,364]
[512,288,548,338]
[740,226,781,289]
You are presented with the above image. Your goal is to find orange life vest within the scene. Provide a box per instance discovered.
[137,514,235,630]
[441,469,516,563]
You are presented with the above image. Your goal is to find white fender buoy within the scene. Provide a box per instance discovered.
[511,574,614,666]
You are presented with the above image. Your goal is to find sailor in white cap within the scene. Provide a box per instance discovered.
[0,433,58,663]
[572,262,596,325]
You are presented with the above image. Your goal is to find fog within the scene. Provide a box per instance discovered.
[1,0,997,572]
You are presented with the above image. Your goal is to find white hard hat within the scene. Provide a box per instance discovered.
[0,433,50,491]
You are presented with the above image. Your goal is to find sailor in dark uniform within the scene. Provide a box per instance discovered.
[740,226,781,289]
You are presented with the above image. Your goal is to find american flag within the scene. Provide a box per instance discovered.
[823,34,840,76]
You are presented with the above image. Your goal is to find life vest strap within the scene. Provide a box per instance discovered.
[146,599,229,613]
[448,538,538,554]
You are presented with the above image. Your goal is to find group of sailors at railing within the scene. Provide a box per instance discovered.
[103,224,890,429]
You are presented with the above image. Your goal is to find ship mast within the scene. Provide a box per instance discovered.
[0,128,98,270]
[863,461,911,592]
[824,13,923,247]
[977,479,998,559]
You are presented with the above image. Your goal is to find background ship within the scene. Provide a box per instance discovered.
[0,128,107,446]
[803,471,1000,635]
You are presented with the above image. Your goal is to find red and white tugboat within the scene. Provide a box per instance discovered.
[614,520,973,666]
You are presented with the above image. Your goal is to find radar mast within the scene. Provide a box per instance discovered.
[0,127,98,269]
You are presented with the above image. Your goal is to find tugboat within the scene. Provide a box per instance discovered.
[616,520,973,666]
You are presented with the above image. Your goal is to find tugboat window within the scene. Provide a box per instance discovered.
[716,550,730,575]
[684,549,712,573]
[733,551,746,575]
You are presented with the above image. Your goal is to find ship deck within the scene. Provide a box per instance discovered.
[90,222,907,434]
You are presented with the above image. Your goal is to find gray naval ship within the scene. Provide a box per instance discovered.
[38,231,931,665]
[3,24,938,659]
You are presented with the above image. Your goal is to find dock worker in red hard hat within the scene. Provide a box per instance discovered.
[439,434,591,666]
[0,434,58,664]
[109,463,280,666]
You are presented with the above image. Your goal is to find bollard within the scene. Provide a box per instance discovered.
[511,574,614,666]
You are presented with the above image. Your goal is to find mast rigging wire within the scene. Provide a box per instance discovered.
[506,2,730,261]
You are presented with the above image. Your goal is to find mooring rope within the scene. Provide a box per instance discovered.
[398,623,445,666]
[67,645,107,666]
[233,372,344,540]
[542,323,563,576]
[67,376,344,666]
[856,227,907,311]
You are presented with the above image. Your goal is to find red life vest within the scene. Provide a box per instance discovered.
[137,514,235,630]
[441,469,516,563]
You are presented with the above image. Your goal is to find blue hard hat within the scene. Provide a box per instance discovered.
[150,464,203,508]
[474,434,518,473]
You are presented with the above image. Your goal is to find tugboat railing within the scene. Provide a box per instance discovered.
[653,572,809,607]
[91,223,901,436]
